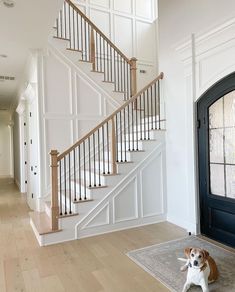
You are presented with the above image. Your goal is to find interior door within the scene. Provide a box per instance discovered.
[27,100,38,210]
[197,73,235,247]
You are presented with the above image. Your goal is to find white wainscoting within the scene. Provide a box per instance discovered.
[74,0,158,88]
[76,144,166,238]
[37,48,121,196]
[171,17,235,233]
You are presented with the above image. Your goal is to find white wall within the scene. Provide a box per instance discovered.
[158,0,235,232]
[13,112,21,188]
[75,0,158,89]
[0,111,11,177]
[38,47,124,197]
[14,53,40,208]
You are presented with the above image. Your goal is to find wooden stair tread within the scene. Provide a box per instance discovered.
[73,198,93,204]
[103,80,114,84]
[87,169,119,177]
[79,59,92,63]
[53,36,70,41]
[74,180,108,189]
[59,212,79,218]
[66,48,82,52]
[91,70,104,74]
[29,211,61,235]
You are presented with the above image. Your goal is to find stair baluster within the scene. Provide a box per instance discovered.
[55,0,136,101]
[49,73,164,230]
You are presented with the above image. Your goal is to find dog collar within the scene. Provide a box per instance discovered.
[188,262,207,271]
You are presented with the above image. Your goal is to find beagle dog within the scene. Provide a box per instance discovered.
[181,247,219,292]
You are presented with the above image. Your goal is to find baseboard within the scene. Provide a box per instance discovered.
[167,215,199,234]
[0,175,13,179]
[15,179,21,191]
[77,214,167,239]
[30,218,43,246]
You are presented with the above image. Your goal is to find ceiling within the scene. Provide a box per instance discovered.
[0,0,63,110]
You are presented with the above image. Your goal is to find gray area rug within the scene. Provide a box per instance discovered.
[127,236,235,291]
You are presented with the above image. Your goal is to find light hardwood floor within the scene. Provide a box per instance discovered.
[0,178,187,292]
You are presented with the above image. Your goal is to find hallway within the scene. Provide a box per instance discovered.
[0,178,186,292]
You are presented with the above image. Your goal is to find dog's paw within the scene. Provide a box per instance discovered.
[180,265,188,272]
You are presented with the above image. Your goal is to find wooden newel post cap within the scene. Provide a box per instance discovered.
[130,57,137,62]
[130,57,137,68]
[159,72,164,79]
[50,150,59,156]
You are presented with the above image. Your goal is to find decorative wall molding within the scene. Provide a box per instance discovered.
[175,17,235,98]
[113,176,138,223]
[140,152,164,218]
[75,138,166,239]
[171,16,235,233]
[74,0,158,84]
[82,203,110,229]
[39,46,120,196]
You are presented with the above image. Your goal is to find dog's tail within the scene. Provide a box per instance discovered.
[177,258,188,262]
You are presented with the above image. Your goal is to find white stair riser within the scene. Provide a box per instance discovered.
[51,37,69,50]
[64,49,82,62]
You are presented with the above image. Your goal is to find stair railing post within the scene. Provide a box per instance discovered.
[111,118,117,175]
[90,27,96,71]
[50,150,59,231]
[130,57,137,97]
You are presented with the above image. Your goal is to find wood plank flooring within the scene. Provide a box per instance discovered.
[0,178,187,292]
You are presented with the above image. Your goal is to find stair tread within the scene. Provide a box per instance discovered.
[66,48,82,53]
[103,80,114,84]
[59,212,79,218]
[53,36,70,41]
[81,169,119,177]
[29,211,62,235]
[73,198,93,204]
[91,70,104,74]
[79,59,92,63]
[70,180,108,189]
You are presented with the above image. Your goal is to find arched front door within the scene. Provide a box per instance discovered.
[197,73,235,247]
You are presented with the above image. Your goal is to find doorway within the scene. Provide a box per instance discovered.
[197,72,235,247]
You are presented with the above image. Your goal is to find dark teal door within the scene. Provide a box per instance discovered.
[197,73,235,247]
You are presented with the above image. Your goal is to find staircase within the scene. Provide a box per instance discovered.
[30,0,166,246]
[50,0,137,105]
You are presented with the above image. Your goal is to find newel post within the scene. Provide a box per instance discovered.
[130,57,137,97]
[50,150,59,231]
[90,28,96,71]
[111,118,117,175]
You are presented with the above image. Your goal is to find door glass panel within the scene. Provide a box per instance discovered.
[225,128,235,164]
[224,91,235,127]
[210,164,225,196]
[209,90,235,198]
[226,165,235,199]
[209,97,223,128]
[209,129,224,163]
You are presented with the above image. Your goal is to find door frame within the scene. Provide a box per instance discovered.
[16,100,28,193]
[197,72,235,240]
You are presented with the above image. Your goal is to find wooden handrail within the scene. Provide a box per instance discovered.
[65,0,131,64]
[57,72,164,161]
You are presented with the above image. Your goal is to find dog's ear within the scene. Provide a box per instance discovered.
[184,247,192,258]
[202,249,209,259]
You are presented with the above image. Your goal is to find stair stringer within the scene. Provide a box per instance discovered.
[75,133,167,239]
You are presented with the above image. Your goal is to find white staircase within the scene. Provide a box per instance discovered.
[30,128,166,246]
[29,0,166,246]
